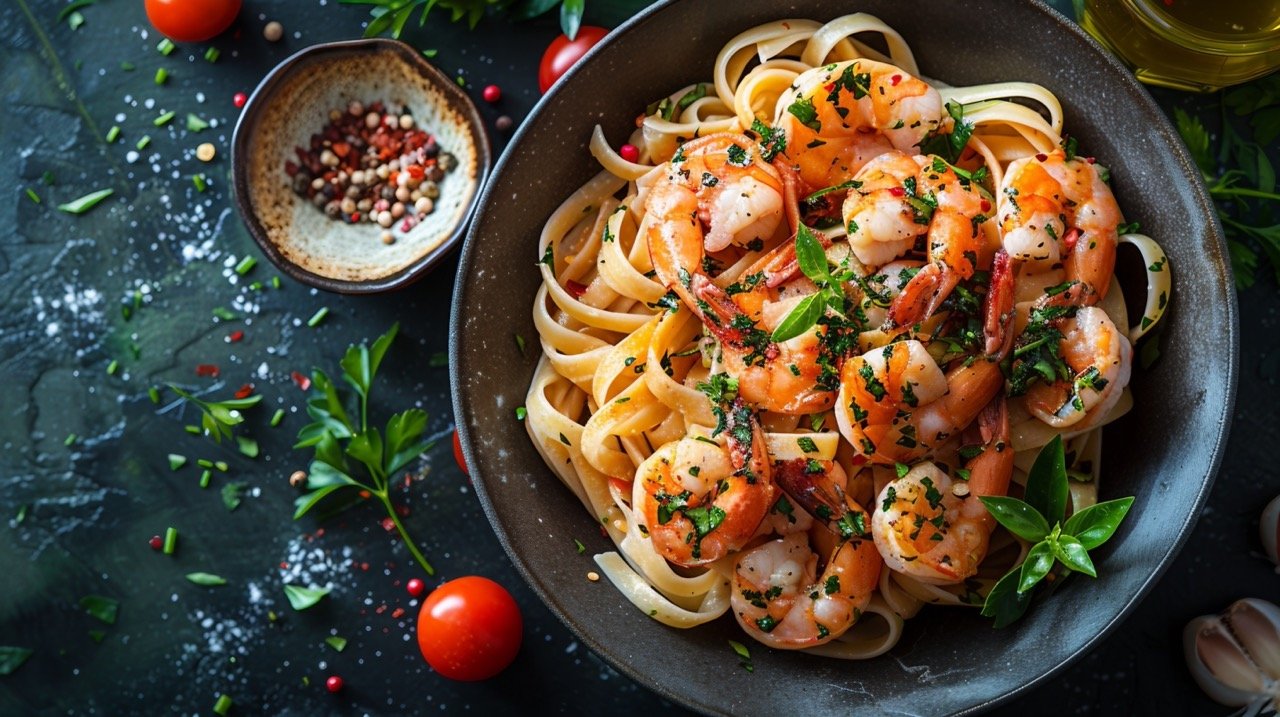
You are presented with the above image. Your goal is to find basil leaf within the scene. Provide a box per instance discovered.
[185,572,228,587]
[980,567,1033,628]
[770,293,826,343]
[508,0,561,21]
[1023,435,1068,526]
[0,646,33,675]
[79,595,119,625]
[794,225,830,283]
[1017,541,1055,594]
[1062,496,1135,550]
[57,188,113,214]
[978,496,1050,543]
[1052,534,1097,577]
[283,584,330,611]
[559,0,584,40]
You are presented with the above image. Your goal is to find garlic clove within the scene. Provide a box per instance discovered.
[1261,494,1280,570]
[1184,614,1267,706]
[1228,598,1280,680]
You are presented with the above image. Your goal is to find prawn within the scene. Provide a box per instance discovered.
[645,133,834,414]
[634,398,775,567]
[872,397,1013,584]
[730,459,881,648]
[777,59,944,191]
[1020,306,1132,429]
[841,151,994,326]
[998,149,1121,305]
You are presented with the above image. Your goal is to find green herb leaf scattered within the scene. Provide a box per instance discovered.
[186,572,228,587]
[79,595,119,624]
[0,646,33,675]
[57,188,113,215]
[324,636,348,652]
[283,584,330,611]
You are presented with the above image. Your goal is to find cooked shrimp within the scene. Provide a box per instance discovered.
[1022,306,1132,428]
[646,132,834,414]
[634,399,776,567]
[872,397,1013,584]
[835,339,1004,465]
[841,151,993,326]
[998,149,1121,305]
[730,524,881,649]
[777,59,944,191]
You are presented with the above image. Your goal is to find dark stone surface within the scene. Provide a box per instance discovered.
[0,0,1274,715]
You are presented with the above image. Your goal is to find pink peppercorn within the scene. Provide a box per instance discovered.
[233,92,248,108]
[482,84,501,103]
[619,144,639,163]
[325,675,343,693]
[406,578,425,597]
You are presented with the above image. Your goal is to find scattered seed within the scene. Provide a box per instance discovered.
[289,470,307,488]
[263,20,283,42]
[196,142,216,162]
[495,115,513,132]
[951,483,970,498]
[586,571,600,582]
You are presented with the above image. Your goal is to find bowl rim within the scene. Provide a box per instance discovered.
[230,37,491,294]
[449,1,1239,713]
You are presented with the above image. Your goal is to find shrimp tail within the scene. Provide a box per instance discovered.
[723,398,772,484]
[967,396,1013,498]
[984,249,1015,359]
[773,158,803,233]
[886,262,955,328]
[691,274,781,359]
[773,459,846,532]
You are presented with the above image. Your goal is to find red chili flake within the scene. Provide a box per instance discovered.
[195,363,220,377]
[234,383,255,399]
[1085,156,1096,164]
[395,504,410,517]
[375,604,388,614]
[360,562,369,571]
[619,144,640,163]
[315,528,325,538]
[291,370,312,391]
[482,84,502,103]
[280,562,289,569]
[233,92,248,108]
[350,212,361,222]
[380,517,396,532]
[148,535,163,551]
[331,141,350,158]
[1062,227,1081,250]
[565,280,589,298]
[888,186,905,197]
[227,330,244,343]
[406,164,425,180]
[391,607,405,619]
[890,74,902,86]
[1035,153,1048,162]
[980,199,992,213]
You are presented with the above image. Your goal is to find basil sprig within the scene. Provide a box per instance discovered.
[771,225,852,343]
[979,435,1135,627]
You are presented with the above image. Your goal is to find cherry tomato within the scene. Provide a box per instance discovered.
[144,0,242,42]
[452,430,468,476]
[417,576,522,681]
[538,26,609,93]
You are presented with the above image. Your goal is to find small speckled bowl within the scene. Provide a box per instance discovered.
[231,39,490,293]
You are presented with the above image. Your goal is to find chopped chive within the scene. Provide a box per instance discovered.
[154,68,168,85]
[515,406,527,421]
[41,171,55,185]
[186,572,227,586]
[192,174,207,192]
[163,526,178,554]
[64,433,77,446]
[186,114,209,132]
[515,334,527,356]
[422,49,438,57]
[574,539,585,554]
[455,76,465,87]
[270,408,285,427]
[168,454,186,470]
[306,307,329,327]
[234,256,257,275]
[212,307,236,320]
[428,352,447,368]
[136,135,151,150]
[57,188,113,214]
[324,636,347,652]
[120,61,135,71]
[214,461,229,472]
[204,47,220,63]
[271,276,282,289]
[197,459,214,469]
[15,504,29,524]
[105,125,120,143]
[212,694,233,716]
[157,38,176,55]
[248,280,263,291]
[24,188,40,204]
[106,359,119,375]
[184,425,201,435]
[199,469,211,488]
[236,436,259,458]
[154,111,175,127]
[148,386,161,404]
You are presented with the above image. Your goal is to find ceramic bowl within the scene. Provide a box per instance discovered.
[231,39,489,293]
[450,1,1238,714]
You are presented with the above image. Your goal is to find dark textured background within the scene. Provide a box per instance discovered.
[1,0,1275,714]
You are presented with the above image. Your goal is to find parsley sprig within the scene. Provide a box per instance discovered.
[1173,77,1280,288]
[343,0,587,39]
[293,323,436,575]
[918,102,974,164]
[771,225,851,342]
[979,436,1134,627]
[168,385,262,443]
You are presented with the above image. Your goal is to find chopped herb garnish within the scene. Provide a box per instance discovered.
[221,482,248,511]
[157,38,176,55]
[283,584,330,611]
[57,188,113,215]
[154,68,169,85]
[324,636,348,652]
[185,572,228,587]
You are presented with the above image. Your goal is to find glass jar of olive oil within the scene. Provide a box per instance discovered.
[1077,0,1280,92]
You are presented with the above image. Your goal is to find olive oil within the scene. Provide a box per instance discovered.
[1079,0,1280,92]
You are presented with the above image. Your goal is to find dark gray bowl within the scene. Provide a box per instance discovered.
[450,1,1237,714]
